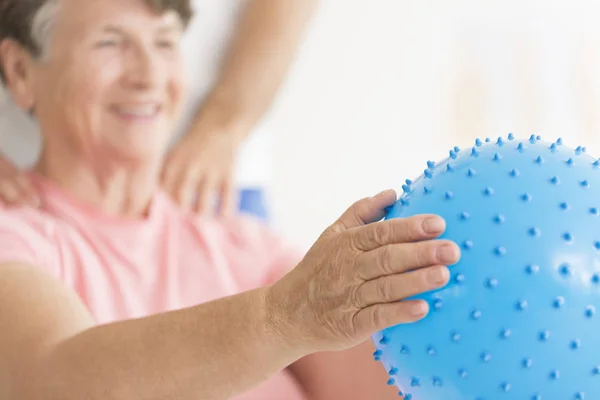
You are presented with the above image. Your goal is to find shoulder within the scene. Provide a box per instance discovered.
[158,191,275,247]
[156,192,306,286]
[185,212,285,253]
[184,211,306,286]
[0,205,58,242]
[0,205,61,277]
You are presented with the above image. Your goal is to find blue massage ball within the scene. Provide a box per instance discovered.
[373,134,600,400]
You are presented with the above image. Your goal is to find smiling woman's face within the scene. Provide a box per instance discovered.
[27,0,187,165]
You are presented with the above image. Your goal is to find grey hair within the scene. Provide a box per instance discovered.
[30,0,61,60]
[0,0,192,83]
[0,0,62,83]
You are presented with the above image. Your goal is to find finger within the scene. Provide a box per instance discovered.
[353,299,429,336]
[176,174,198,211]
[354,265,449,308]
[0,158,35,203]
[14,174,40,206]
[0,179,24,206]
[350,214,446,252]
[193,176,214,214]
[0,155,19,172]
[356,239,460,280]
[216,175,236,216]
[176,181,196,212]
[171,170,197,211]
[160,161,179,194]
[328,189,397,233]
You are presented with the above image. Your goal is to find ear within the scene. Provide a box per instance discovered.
[0,38,37,111]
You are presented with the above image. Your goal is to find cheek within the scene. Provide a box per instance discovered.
[60,70,105,134]
[39,57,118,141]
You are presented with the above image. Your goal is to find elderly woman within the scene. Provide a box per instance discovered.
[0,0,460,399]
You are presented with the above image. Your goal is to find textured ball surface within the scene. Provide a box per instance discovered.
[373,135,600,400]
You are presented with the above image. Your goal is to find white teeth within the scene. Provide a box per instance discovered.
[116,105,158,117]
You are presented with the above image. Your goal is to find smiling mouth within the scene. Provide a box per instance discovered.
[112,103,162,120]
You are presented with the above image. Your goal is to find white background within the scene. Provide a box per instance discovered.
[263,0,600,249]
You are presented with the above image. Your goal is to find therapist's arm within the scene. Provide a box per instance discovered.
[192,0,319,134]
[161,0,319,212]
[289,341,401,400]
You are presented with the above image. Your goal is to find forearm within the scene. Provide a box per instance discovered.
[17,288,302,400]
[195,0,318,135]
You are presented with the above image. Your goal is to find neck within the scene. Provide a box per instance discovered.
[35,145,162,218]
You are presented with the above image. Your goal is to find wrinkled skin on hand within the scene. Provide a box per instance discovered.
[266,189,461,353]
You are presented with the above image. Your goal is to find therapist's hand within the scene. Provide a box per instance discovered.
[0,152,38,207]
[266,189,460,353]
[161,118,245,215]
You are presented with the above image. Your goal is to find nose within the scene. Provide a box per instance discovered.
[122,42,162,91]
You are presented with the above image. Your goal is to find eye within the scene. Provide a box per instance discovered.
[95,38,120,48]
[156,39,176,49]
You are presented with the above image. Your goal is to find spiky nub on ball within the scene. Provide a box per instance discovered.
[373,134,600,400]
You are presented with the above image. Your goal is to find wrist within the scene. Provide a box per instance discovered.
[190,94,252,144]
[261,283,312,360]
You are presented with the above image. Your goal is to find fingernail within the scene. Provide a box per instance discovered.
[422,217,445,234]
[437,243,458,264]
[409,301,428,316]
[427,266,449,285]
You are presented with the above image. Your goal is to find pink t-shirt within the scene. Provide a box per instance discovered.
[0,173,307,400]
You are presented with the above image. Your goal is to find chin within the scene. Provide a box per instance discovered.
[107,144,164,168]
[100,121,172,165]
[109,129,169,155]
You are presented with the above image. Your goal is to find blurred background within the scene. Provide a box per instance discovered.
[2,0,600,250]
[258,0,600,249]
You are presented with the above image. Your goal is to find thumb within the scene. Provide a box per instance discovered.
[329,189,397,233]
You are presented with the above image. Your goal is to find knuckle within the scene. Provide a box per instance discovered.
[415,270,430,290]
[401,242,422,268]
[373,222,390,245]
[418,241,436,266]
[376,277,393,302]
[371,305,388,328]
[399,271,419,295]
[414,266,431,285]
[341,231,358,252]
[347,230,367,252]
[350,285,365,309]
[377,246,394,275]
[407,216,425,238]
